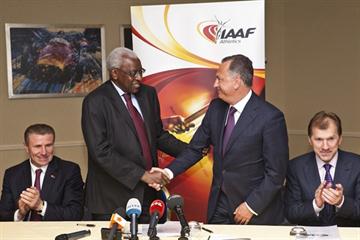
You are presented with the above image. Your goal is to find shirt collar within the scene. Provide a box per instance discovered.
[111,80,126,97]
[316,151,338,170]
[29,159,49,174]
[232,90,252,113]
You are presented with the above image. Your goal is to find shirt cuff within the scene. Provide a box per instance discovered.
[336,196,345,209]
[14,209,25,221]
[313,199,324,216]
[40,201,47,216]
[164,168,174,180]
[245,202,258,216]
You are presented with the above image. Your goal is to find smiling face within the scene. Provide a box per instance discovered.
[110,57,143,94]
[309,119,342,162]
[25,133,54,167]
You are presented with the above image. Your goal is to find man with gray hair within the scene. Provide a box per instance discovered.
[81,47,187,222]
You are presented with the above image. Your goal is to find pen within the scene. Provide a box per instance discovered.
[201,226,213,233]
[77,223,96,227]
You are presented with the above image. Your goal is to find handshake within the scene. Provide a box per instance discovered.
[141,167,172,191]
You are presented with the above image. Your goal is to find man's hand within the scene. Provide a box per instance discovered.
[141,170,169,191]
[20,187,43,211]
[17,198,30,218]
[322,183,344,206]
[315,181,326,208]
[233,202,253,225]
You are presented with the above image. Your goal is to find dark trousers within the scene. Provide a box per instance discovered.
[209,191,235,224]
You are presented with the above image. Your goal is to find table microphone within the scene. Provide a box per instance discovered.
[55,230,90,240]
[167,195,190,238]
[107,207,126,240]
[126,198,142,240]
[147,199,165,239]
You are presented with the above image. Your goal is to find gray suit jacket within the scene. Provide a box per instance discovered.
[168,92,289,224]
[285,150,360,226]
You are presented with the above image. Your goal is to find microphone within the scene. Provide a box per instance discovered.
[107,207,126,240]
[126,198,142,240]
[55,230,90,240]
[167,195,190,237]
[147,199,165,238]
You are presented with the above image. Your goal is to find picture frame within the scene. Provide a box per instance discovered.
[5,23,106,98]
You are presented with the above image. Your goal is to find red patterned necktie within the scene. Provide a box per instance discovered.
[123,93,152,170]
[30,168,42,221]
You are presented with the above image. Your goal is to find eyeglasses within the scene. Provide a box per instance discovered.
[116,68,146,78]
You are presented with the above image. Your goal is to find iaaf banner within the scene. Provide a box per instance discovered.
[131,0,264,222]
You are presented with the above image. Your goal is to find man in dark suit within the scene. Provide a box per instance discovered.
[0,123,84,221]
[81,47,187,222]
[285,111,360,226]
[157,54,289,224]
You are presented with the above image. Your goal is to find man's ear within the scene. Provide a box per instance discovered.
[110,69,118,80]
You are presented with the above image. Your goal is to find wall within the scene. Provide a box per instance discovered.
[0,0,359,192]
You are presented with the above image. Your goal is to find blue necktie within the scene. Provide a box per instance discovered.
[222,107,237,155]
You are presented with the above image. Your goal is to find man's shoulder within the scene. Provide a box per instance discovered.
[289,152,314,167]
[4,159,29,174]
[51,156,80,169]
[83,80,112,100]
[339,149,360,162]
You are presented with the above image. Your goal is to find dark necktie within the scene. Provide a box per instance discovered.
[320,163,336,225]
[222,107,237,155]
[123,93,152,170]
[30,169,42,221]
[324,163,335,188]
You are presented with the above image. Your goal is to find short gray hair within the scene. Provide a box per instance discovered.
[106,47,138,70]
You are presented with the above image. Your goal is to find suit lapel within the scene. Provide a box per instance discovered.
[135,87,153,146]
[223,93,258,155]
[41,157,59,200]
[107,81,138,136]
[21,161,32,190]
[305,153,321,192]
[334,150,351,184]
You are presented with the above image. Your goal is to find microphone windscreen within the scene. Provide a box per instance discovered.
[126,198,142,217]
[149,199,165,218]
[109,212,127,230]
[167,195,184,210]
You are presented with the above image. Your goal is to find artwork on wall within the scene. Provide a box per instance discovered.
[5,23,106,98]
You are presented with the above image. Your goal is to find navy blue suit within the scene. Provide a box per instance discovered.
[285,150,360,227]
[0,156,84,221]
[168,92,289,224]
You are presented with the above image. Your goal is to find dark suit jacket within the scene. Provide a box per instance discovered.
[168,92,289,224]
[0,156,84,221]
[285,150,360,227]
[81,80,186,215]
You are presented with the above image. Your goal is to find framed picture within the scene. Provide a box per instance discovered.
[5,23,106,98]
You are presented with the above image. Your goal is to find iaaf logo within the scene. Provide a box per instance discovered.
[197,17,256,44]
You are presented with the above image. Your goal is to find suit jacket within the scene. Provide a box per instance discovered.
[168,92,289,224]
[0,156,84,221]
[285,150,360,227]
[81,80,186,214]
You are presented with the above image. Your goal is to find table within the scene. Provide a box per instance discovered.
[0,221,359,240]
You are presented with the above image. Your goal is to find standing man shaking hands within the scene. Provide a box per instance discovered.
[156,54,289,225]
[81,47,187,223]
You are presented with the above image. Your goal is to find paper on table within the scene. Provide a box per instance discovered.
[299,225,340,240]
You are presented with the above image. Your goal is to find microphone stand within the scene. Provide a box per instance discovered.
[178,226,189,240]
[148,227,160,240]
